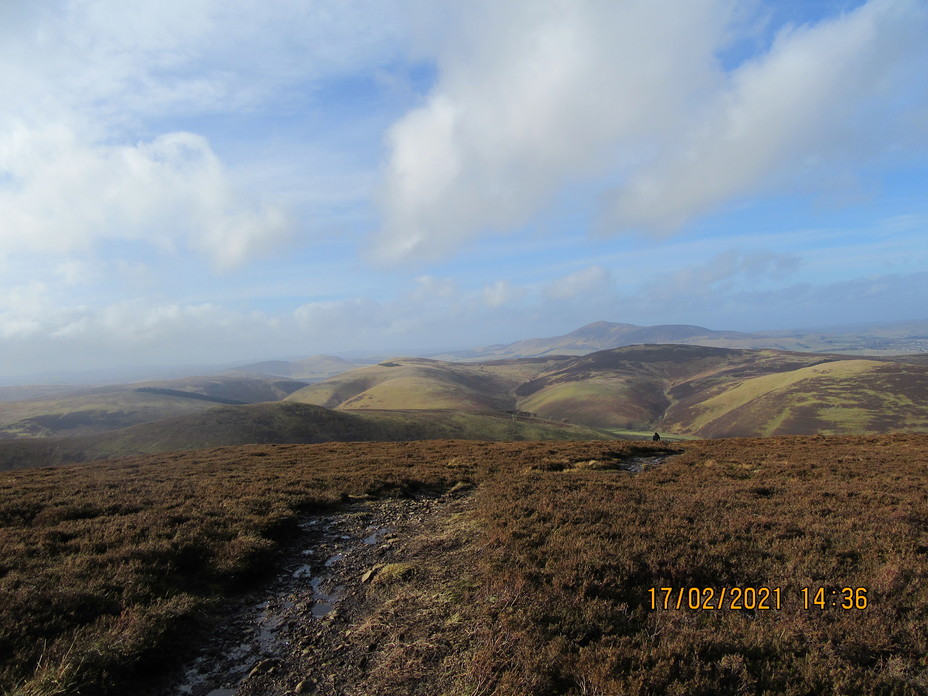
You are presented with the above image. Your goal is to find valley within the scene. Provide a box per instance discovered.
[286,344,928,438]
[2,342,927,472]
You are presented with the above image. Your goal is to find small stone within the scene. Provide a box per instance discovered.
[248,658,279,677]
[361,563,384,583]
[295,680,313,693]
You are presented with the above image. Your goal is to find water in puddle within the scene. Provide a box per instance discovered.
[308,576,345,617]
[293,564,313,578]
[624,455,667,472]
[363,526,394,545]
[312,600,335,618]
[205,690,237,696]
[324,553,343,567]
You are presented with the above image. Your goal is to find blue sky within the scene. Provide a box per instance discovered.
[1,0,927,378]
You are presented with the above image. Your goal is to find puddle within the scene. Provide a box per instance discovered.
[309,576,345,617]
[324,553,344,567]
[363,526,394,545]
[292,564,313,578]
[623,455,668,473]
[205,690,237,696]
[312,600,335,618]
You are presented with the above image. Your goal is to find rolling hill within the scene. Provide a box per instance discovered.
[0,376,308,439]
[0,401,617,470]
[432,319,928,360]
[226,354,367,381]
[288,345,928,437]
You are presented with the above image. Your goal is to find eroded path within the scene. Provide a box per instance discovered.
[155,486,476,696]
[155,450,673,696]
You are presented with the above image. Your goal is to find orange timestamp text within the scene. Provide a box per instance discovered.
[648,586,869,611]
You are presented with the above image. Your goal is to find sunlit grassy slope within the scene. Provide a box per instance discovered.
[665,359,928,436]
[285,357,566,410]
[288,346,928,437]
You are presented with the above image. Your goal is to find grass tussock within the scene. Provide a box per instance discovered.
[461,434,928,695]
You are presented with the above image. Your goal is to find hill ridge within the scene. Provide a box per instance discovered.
[288,344,928,438]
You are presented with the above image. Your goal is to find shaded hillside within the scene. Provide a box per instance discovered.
[226,354,366,381]
[0,390,221,439]
[131,375,308,403]
[0,376,307,439]
[289,345,928,437]
[0,402,616,470]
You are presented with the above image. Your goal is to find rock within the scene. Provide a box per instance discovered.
[295,679,313,693]
[361,564,385,583]
[248,658,279,677]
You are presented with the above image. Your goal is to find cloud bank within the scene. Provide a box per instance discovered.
[375,0,928,262]
[0,0,406,271]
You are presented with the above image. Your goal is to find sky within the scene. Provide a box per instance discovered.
[1,0,927,380]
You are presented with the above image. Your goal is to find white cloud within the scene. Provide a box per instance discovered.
[544,265,612,301]
[635,250,799,312]
[1,0,407,129]
[0,0,410,272]
[374,0,731,262]
[375,0,928,261]
[606,0,928,233]
[481,280,523,308]
[0,127,291,269]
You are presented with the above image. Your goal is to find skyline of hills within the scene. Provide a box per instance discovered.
[287,344,928,438]
[5,317,927,389]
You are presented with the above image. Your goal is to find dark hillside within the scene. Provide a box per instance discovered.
[0,403,616,470]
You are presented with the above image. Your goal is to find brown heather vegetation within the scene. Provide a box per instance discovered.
[2,436,928,695]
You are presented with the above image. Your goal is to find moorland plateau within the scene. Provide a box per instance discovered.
[2,435,927,695]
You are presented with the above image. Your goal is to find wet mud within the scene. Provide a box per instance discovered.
[154,452,670,696]
[154,493,458,696]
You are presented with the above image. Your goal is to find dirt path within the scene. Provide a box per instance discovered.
[154,452,670,696]
[154,488,474,696]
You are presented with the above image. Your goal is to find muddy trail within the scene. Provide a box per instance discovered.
[151,487,474,696]
[151,453,669,696]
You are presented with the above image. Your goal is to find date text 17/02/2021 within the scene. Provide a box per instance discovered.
[648,586,869,611]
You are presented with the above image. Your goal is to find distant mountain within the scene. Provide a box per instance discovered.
[431,319,928,360]
[226,354,368,381]
[288,345,928,438]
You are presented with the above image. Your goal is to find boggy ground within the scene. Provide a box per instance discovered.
[3,436,928,695]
